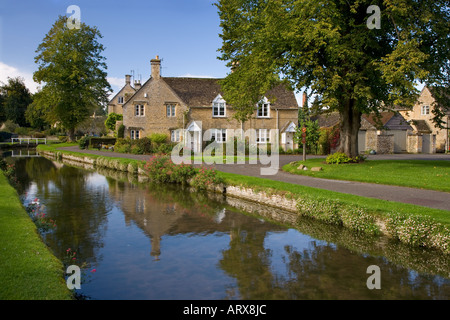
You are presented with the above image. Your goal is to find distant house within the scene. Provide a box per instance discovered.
[396,86,450,153]
[314,111,413,154]
[107,75,137,115]
[108,56,300,152]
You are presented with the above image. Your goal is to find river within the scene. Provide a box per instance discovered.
[4,153,450,300]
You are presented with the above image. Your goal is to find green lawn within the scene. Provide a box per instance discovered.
[0,172,73,300]
[283,158,450,192]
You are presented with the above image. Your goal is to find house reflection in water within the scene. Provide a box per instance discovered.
[105,179,285,262]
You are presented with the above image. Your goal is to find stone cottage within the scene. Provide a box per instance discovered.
[107,75,137,115]
[108,56,300,152]
[396,86,450,153]
[314,111,413,154]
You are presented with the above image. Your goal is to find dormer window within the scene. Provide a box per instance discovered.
[257,97,270,118]
[213,95,226,117]
[421,105,430,115]
[118,96,124,104]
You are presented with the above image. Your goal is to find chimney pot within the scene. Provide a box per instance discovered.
[302,92,307,108]
[151,55,161,79]
[134,80,142,90]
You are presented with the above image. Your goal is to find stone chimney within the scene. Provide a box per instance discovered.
[125,74,131,85]
[302,92,307,109]
[151,55,161,79]
[134,80,141,90]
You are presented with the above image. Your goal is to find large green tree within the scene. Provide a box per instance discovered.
[0,77,33,127]
[33,15,111,141]
[216,0,450,157]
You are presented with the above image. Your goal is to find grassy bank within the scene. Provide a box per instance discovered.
[217,171,450,225]
[283,158,450,192]
[0,172,73,300]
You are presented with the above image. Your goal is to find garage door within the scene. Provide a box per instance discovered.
[422,134,432,153]
[358,131,366,154]
[393,130,407,153]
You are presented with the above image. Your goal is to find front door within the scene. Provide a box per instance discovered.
[285,132,294,151]
[189,131,200,153]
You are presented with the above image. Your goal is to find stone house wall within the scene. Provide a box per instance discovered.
[376,133,394,154]
[407,134,422,153]
[399,86,449,152]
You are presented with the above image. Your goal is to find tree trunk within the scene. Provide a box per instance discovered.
[68,128,76,142]
[337,99,361,158]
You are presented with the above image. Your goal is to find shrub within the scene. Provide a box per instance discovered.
[117,124,125,138]
[133,137,152,154]
[150,133,168,145]
[15,127,32,136]
[78,136,89,149]
[32,132,46,138]
[143,155,174,183]
[114,138,132,153]
[170,163,197,185]
[190,167,224,190]
[105,113,123,131]
[325,152,366,164]
[326,152,351,164]
[0,131,13,142]
[154,143,176,155]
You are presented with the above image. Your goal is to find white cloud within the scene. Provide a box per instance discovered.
[107,76,125,88]
[0,62,40,94]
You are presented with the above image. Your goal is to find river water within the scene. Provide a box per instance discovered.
[5,154,450,300]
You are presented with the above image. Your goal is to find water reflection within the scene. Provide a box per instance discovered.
[10,156,450,299]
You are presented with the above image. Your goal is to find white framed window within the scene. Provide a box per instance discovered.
[166,104,176,117]
[211,129,227,143]
[135,105,144,117]
[212,95,226,117]
[421,105,430,115]
[257,97,270,118]
[118,96,124,104]
[131,130,140,140]
[171,129,182,142]
[256,129,269,143]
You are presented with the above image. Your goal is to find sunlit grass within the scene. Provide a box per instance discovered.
[283,158,450,192]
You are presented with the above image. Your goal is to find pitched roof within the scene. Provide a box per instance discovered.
[162,77,222,107]
[411,120,432,133]
[313,111,412,130]
[312,112,340,128]
[162,77,298,109]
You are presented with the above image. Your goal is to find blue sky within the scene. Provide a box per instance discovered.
[0,0,246,100]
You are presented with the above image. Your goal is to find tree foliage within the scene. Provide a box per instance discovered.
[0,77,33,127]
[294,105,320,153]
[33,15,111,141]
[104,112,123,132]
[216,0,450,157]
